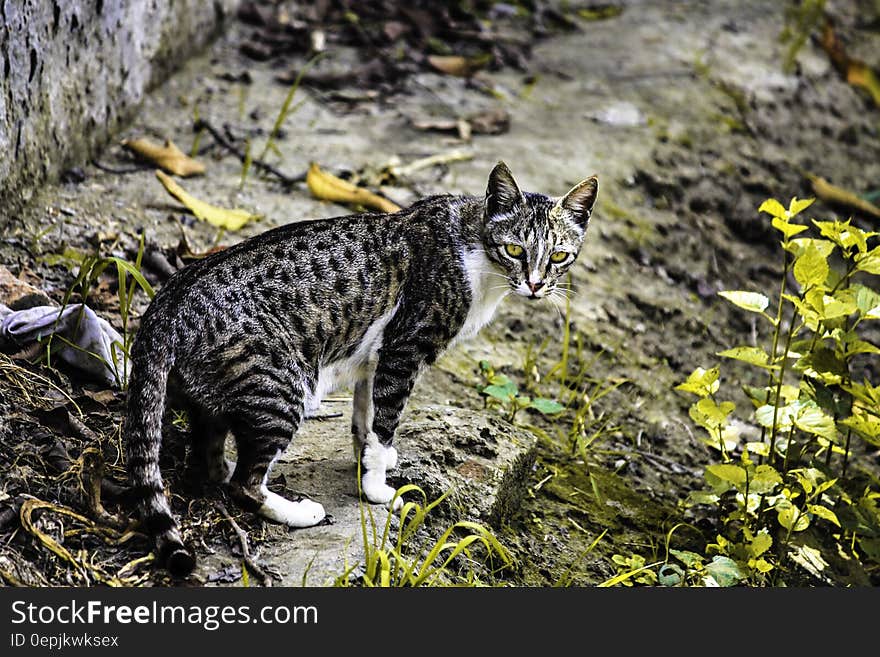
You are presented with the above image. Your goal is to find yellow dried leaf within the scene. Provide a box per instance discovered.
[123,137,206,176]
[306,162,401,214]
[155,170,261,231]
[427,54,490,77]
[808,175,880,221]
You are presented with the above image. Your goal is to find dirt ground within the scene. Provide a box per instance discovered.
[1,0,879,587]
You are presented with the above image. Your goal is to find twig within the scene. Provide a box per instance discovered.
[193,119,306,187]
[90,159,152,175]
[215,501,274,587]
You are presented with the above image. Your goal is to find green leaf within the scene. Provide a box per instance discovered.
[793,243,829,289]
[481,382,517,401]
[771,216,808,238]
[488,373,513,386]
[821,291,859,320]
[758,198,787,219]
[748,533,773,558]
[706,463,747,488]
[784,237,835,260]
[793,402,838,441]
[855,285,880,317]
[856,246,880,275]
[684,490,719,506]
[745,441,770,457]
[776,503,810,532]
[718,290,769,314]
[675,366,720,398]
[670,549,704,569]
[529,398,565,415]
[750,464,783,494]
[705,556,746,587]
[717,346,778,370]
[690,398,735,432]
[840,414,880,447]
[797,347,847,386]
[844,339,880,356]
[808,504,841,527]
[755,403,795,432]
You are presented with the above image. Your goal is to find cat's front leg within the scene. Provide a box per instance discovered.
[353,380,401,509]
[357,342,425,509]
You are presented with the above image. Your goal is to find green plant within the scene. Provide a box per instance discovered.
[334,483,513,587]
[40,235,154,389]
[476,360,565,423]
[677,195,880,584]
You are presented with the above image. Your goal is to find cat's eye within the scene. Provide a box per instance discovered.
[504,244,524,259]
[550,251,570,264]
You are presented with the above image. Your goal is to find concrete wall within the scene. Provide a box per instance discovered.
[0,0,238,216]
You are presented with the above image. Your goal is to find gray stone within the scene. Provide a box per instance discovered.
[0,0,238,223]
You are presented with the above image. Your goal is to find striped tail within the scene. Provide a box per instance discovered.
[124,339,195,577]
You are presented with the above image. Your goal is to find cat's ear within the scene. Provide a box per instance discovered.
[553,176,598,230]
[485,161,525,219]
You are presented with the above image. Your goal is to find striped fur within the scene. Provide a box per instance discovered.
[124,163,597,575]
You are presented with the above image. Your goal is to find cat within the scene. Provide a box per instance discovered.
[124,162,598,576]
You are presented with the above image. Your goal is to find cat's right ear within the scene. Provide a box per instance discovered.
[485,161,524,219]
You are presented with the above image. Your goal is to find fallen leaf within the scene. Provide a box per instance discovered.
[306,162,401,213]
[0,265,52,309]
[427,54,491,77]
[122,138,205,177]
[155,170,262,231]
[808,175,880,220]
[468,107,511,135]
[820,19,880,108]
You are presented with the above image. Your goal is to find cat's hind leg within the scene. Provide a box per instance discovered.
[226,379,325,528]
[187,405,234,484]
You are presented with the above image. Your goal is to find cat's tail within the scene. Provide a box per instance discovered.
[124,334,195,577]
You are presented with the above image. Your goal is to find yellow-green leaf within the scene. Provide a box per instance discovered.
[748,533,773,557]
[758,198,787,219]
[675,366,720,398]
[690,398,735,432]
[717,346,778,370]
[808,504,841,527]
[155,170,262,231]
[793,242,829,289]
[718,290,770,313]
[705,463,747,487]
[788,197,815,217]
[772,216,809,238]
[856,246,880,275]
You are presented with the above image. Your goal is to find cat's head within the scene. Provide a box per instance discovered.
[481,162,598,299]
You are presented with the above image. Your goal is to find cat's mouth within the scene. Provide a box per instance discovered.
[513,282,550,299]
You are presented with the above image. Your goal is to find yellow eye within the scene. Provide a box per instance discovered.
[550,251,569,264]
[504,244,524,258]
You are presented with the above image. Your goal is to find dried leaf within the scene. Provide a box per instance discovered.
[808,175,880,220]
[306,162,401,213]
[155,170,261,231]
[122,138,205,177]
[427,54,490,77]
[820,19,880,108]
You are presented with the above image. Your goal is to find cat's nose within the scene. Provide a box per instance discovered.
[527,281,544,295]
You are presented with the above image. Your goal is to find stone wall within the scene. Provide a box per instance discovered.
[0,0,238,218]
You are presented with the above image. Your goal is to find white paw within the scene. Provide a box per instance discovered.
[382,445,398,470]
[259,491,326,528]
[362,472,403,511]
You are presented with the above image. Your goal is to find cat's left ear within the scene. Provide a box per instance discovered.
[553,176,599,230]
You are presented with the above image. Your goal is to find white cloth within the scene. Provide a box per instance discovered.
[0,303,129,388]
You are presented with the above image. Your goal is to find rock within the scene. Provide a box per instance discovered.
[0,266,53,310]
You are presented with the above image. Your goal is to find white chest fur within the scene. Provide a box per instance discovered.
[454,248,510,344]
